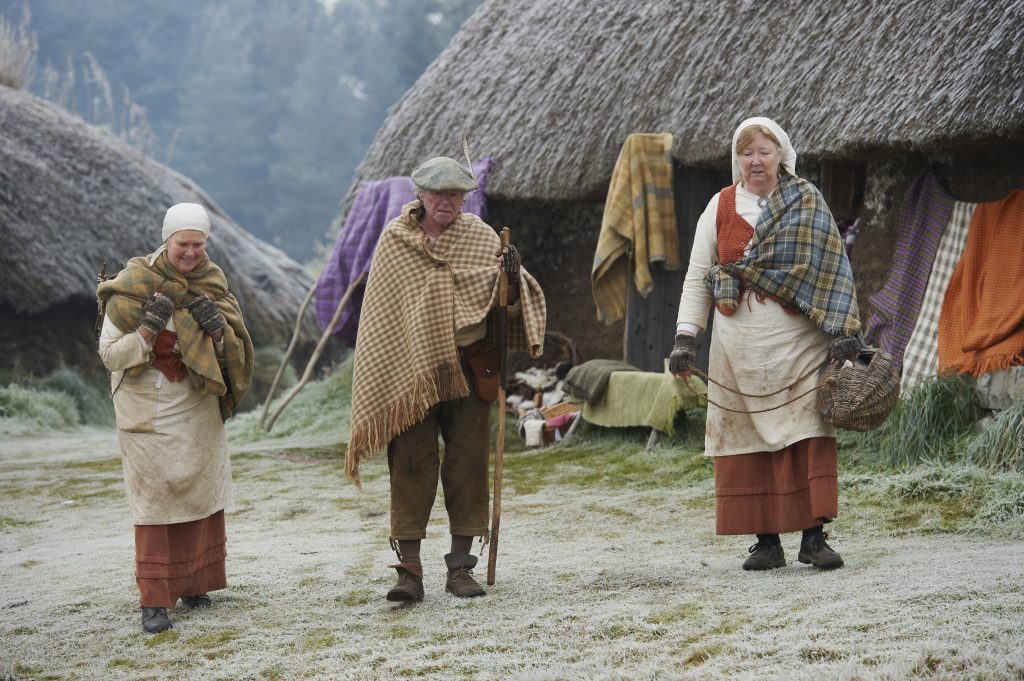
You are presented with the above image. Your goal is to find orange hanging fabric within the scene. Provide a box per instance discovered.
[938,189,1024,376]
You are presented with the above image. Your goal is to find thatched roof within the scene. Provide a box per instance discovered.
[0,86,318,347]
[352,0,1024,202]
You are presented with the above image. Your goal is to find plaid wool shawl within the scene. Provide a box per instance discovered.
[704,175,861,337]
[346,201,546,485]
[592,133,679,324]
[97,252,254,420]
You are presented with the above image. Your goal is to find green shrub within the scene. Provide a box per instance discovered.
[0,383,80,435]
[38,369,115,427]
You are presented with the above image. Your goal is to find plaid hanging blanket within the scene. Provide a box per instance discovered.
[592,133,679,324]
[865,170,955,366]
[345,201,546,486]
[703,174,861,337]
[900,201,976,391]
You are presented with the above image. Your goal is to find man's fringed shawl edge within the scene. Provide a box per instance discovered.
[345,202,546,486]
[96,252,254,420]
[704,175,861,337]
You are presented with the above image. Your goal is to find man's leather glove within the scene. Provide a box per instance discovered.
[829,335,863,363]
[497,244,521,285]
[187,295,225,337]
[139,293,174,335]
[668,334,697,375]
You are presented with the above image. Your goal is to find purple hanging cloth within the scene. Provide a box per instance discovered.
[864,170,955,368]
[315,157,495,344]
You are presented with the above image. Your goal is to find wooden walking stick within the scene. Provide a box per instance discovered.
[487,227,510,586]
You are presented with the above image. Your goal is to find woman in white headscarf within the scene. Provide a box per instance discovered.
[97,203,253,633]
[669,117,862,571]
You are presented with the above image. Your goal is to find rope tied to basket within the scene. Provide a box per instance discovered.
[679,347,900,429]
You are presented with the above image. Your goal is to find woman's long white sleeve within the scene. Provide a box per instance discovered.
[98,316,152,373]
[675,193,720,332]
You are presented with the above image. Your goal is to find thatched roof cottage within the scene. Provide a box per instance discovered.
[0,86,320,386]
[345,0,1024,366]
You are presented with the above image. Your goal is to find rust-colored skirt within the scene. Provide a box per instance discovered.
[134,510,227,607]
[714,437,838,535]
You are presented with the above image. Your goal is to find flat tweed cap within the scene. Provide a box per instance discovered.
[411,156,477,193]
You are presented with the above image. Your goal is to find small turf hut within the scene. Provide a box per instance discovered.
[0,86,320,387]
[345,0,1024,368]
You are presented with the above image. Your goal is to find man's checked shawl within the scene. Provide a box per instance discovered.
[97,252,254,420]
[346,201,546,485]
[704,174,861,337]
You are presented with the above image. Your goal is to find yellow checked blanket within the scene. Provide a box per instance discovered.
[346,201,546,485]
[592,132,679,324]
[97,252,254,420]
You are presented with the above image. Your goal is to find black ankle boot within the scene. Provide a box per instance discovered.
[799,526,844,569]
[141,607,172,633]
[742,534,785,571]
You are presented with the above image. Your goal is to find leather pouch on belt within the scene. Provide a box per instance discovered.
[464,345,501,403]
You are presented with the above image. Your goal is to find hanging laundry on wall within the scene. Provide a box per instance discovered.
[939,189,1024,377]
[591,133,679,324]
[865,170,955,369]
[900,200,976,391]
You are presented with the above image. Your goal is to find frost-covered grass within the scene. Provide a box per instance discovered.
[3,422,1024,680]
[227,355,353,445]
[0,383,80,436]
[3,366,1024,679]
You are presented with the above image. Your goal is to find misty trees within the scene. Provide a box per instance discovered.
[2,0,482,260]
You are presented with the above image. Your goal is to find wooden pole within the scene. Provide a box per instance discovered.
[263,272,365,432]
[260,282,317,430]
[487,227,510,586]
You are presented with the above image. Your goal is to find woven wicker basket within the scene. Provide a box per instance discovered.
[816,347,900,432]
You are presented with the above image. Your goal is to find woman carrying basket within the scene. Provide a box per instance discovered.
[669,117,862,571]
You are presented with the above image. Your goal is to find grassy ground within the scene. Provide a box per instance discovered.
[2,369,1023,678]
[2,409,1023,679]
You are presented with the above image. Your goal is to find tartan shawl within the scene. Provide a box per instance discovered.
[592,133,679,324]
[704,175,861,337]
[346,201,546,486]
[96,252,254,420]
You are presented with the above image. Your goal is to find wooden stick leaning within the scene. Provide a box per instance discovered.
[487,227,510,586]
[263,271,366,432]
[260,282,317,430]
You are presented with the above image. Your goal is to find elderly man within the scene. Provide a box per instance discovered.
[345,157,546,602]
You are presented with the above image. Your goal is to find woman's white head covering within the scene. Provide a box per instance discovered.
[731,117,797,184]
[149,203,211,264]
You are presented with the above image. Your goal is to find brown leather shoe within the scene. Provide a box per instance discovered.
[742,540,786,571]
[444,553,486,597]
[141,607,172,633]
[386,563,424,602]
[798,532,844,569]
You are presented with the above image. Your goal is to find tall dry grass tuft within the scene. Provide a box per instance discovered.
[964,399,1024,472]
[2,7,155,154]
[0,5,37,89]
[839,374,981,469]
